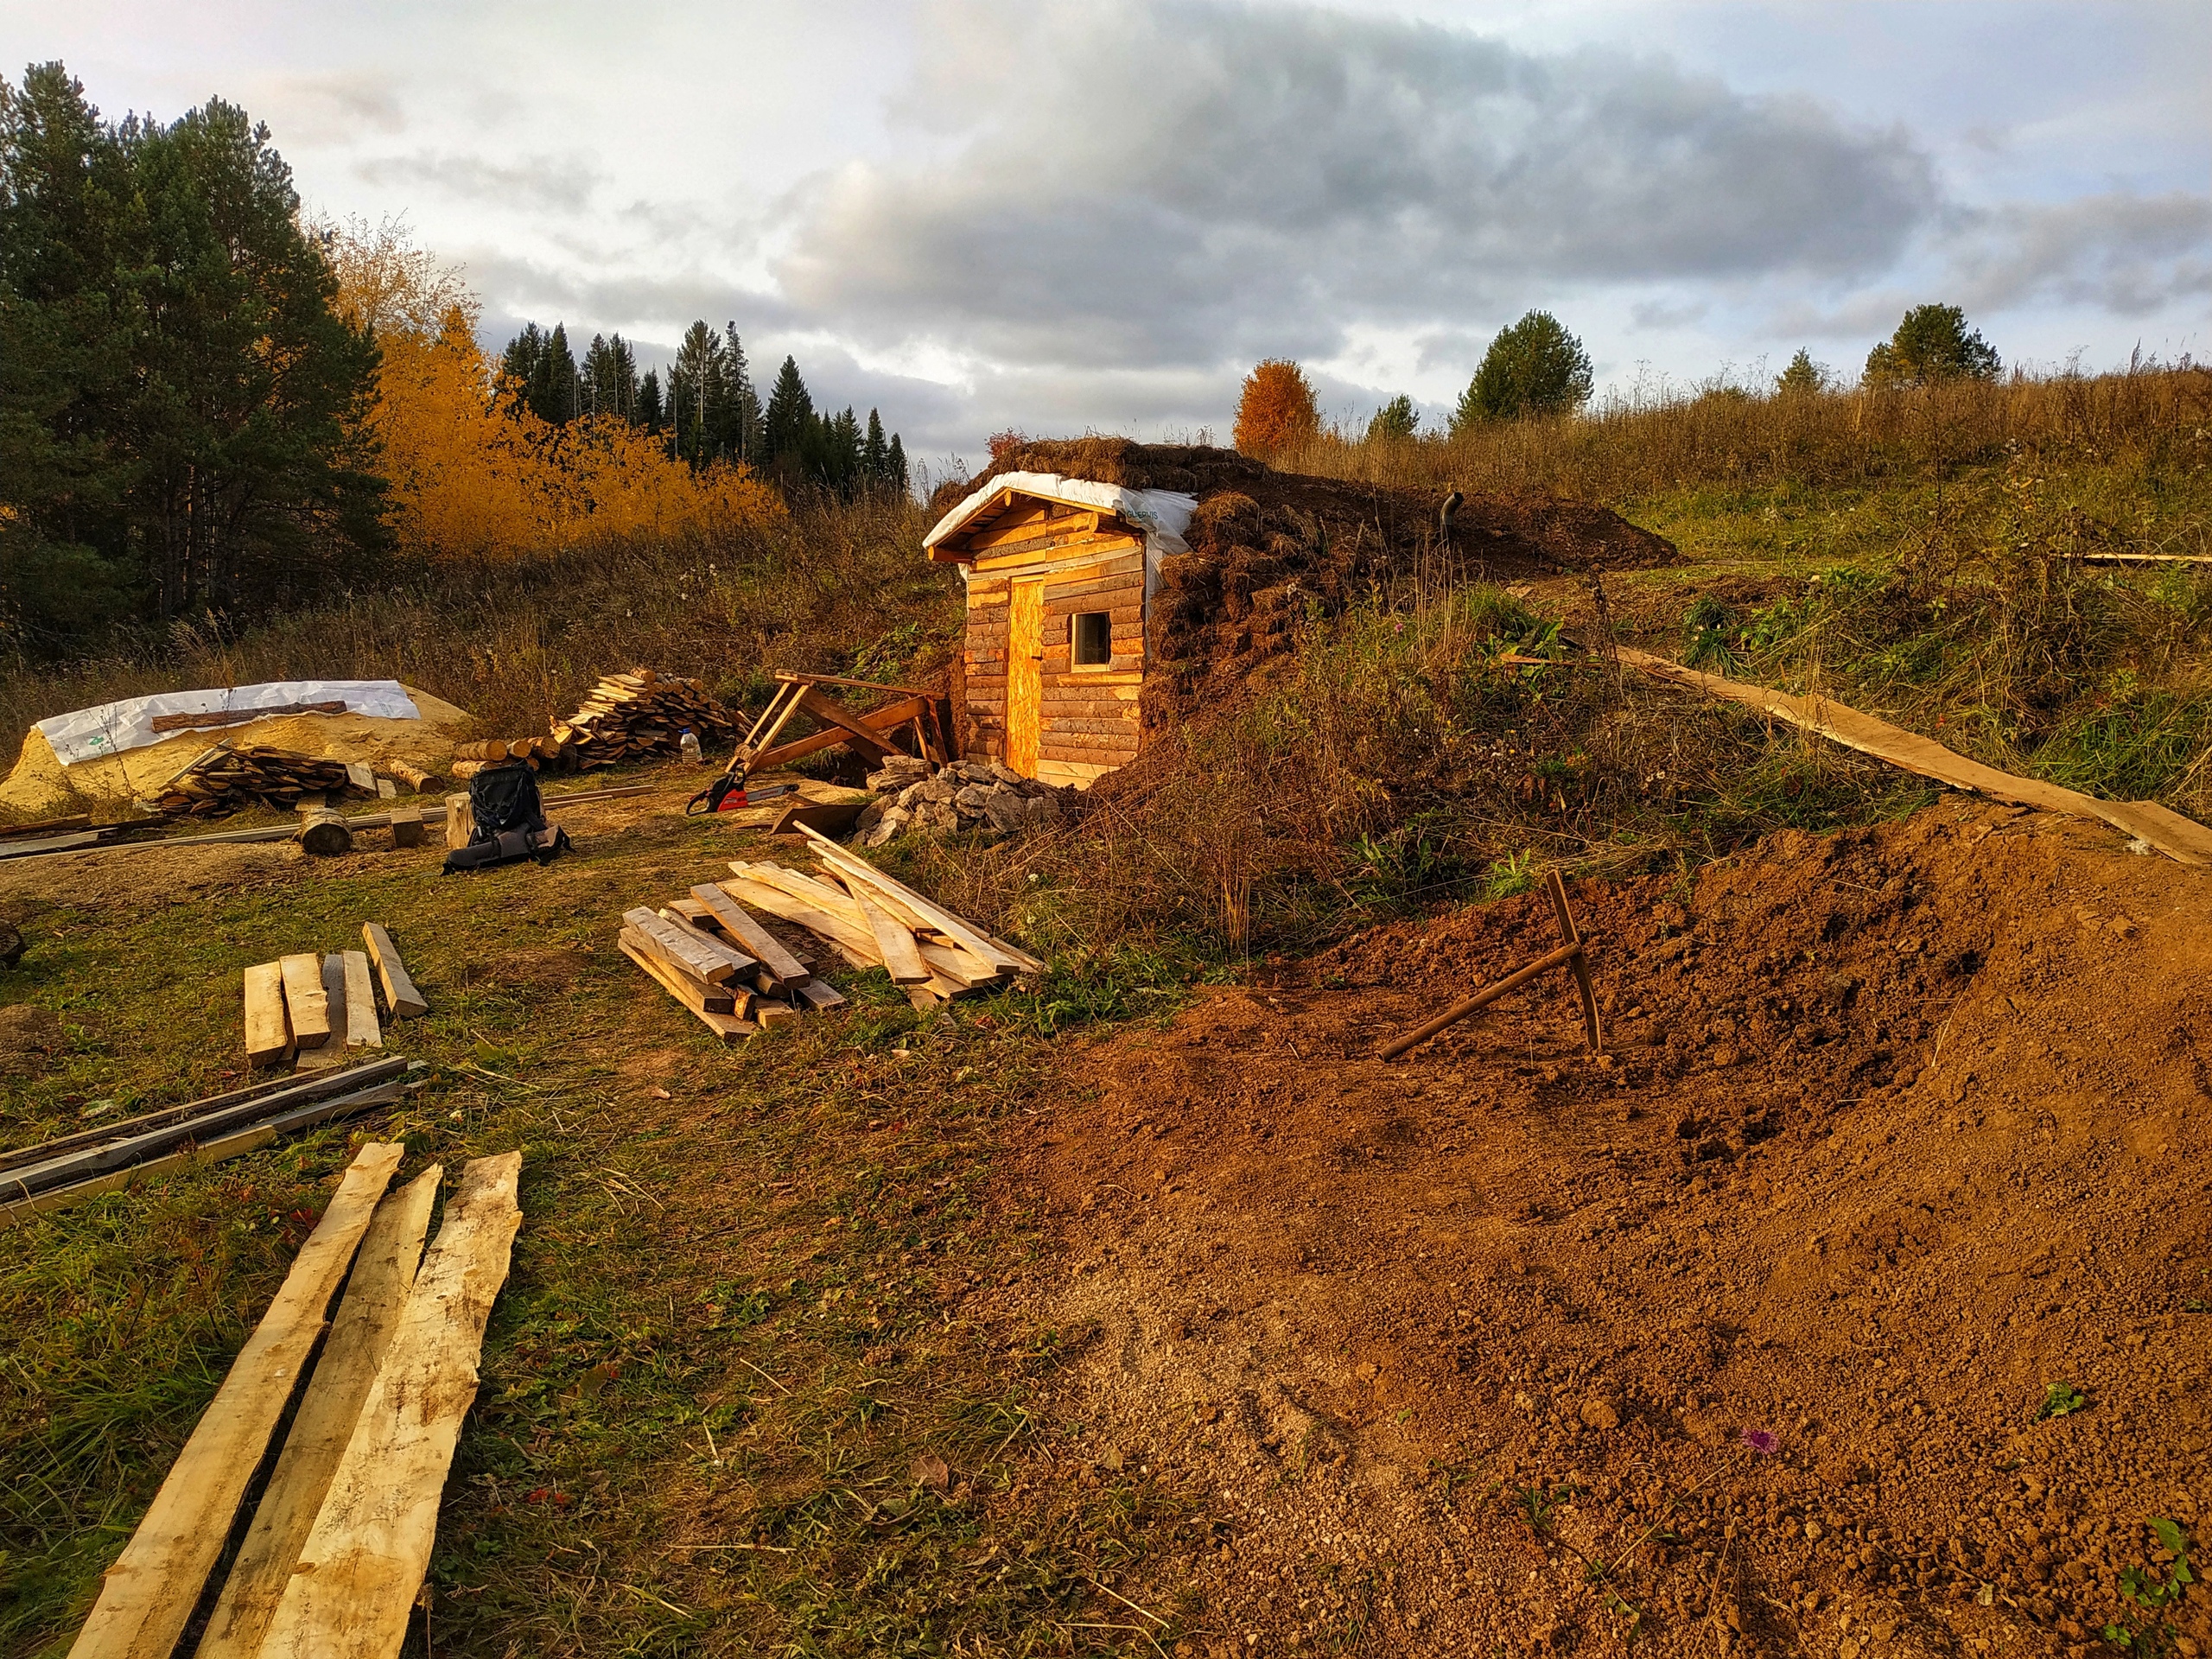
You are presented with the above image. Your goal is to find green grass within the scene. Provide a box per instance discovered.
[0,791,1210,1656]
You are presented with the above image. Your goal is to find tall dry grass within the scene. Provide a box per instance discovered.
[0,491,955,771]
[1277,362,2212,506]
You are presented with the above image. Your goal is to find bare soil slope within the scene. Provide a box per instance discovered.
[1004,803,2211,1657]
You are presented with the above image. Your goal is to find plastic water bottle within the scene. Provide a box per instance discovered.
[679,728,702,766]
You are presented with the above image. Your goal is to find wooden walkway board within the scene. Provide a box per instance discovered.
[360,924,429,1020]
[255,1152,524,1659]
[193,1166,442,1659]
[65,1143,404,1659]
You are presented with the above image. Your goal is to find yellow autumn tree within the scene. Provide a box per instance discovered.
[1233,359,1321,458]
[324,218,780,559]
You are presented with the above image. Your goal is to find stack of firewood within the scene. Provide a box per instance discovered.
[556,670,740,768]
[450,671,741,779]
[152,748,371,817]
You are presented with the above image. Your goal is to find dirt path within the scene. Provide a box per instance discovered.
[1004,803,2212,1657]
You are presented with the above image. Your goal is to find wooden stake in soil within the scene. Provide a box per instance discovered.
[1379,869,1605,1061]
[64,1144,405,1659]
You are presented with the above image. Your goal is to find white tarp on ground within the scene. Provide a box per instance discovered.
[924,471,1198,604]
[34,681,423,767]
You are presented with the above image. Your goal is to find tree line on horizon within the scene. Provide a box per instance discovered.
[499,321,906,499]
[1232,303,2009,455]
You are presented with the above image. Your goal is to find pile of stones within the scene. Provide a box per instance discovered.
[855,756,1071,847]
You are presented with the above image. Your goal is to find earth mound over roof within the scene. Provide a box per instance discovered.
[931,440,1676,720]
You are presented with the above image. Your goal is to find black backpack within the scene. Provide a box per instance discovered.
[442,763,572,874]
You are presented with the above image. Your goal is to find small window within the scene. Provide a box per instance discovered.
[1071,611,1112,667]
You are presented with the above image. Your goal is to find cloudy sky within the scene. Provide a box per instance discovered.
[4,0,2207,473]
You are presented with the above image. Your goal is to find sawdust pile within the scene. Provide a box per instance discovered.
[0,686,474,814]
[998,802,2211,1658]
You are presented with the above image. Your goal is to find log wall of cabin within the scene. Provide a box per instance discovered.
[955,501,1146,787]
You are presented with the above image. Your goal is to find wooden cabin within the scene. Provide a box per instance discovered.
[924,471,1196,788]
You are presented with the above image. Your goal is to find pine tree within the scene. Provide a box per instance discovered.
[861,408,889,490]
[499,323,545,415]
[582,332,638,422]
[723,323,760,462]
[760,355,814,477]
[1452,312,1592,430]
[887,433,907,496]
[1864,305,2000,387]
[1364,394,1419,442]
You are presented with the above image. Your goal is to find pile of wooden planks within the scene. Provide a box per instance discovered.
[244,924,429,1071]
[721,824,1043,1012]
[1,1057,413,1226]
[453,669,741,779]
[151,747,377,818]
[63,1143,523,1659]
[618,882,849,1043]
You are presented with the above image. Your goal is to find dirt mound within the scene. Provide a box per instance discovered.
[932,440,1674,727]
[0,685,475,814]
[1000,802,2211,1657]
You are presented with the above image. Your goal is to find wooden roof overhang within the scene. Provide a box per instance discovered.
[924,486,1140,564]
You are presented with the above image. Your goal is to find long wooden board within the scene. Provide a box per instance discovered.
[796,826,1045,972]
[340,951,381,1048]
[359,924,429,1020]
[851,887,930,985]
[620,926,739,1014]
[621,907,746,984]
[620,940,755,1042]
[721,872,882,969]
[253,1153,523,1659]
[278,953,331,1049]
[690,884,810,987]
[295,957,356,1073]
[194,1166,442,1659]
[64,1144,404,1659]
[1615,646,2212,868]
[244,962,293,1070]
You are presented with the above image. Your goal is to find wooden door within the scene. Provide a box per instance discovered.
[1006,578,1044,777]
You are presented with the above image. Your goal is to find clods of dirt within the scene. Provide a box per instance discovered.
[1001,803,2212,1657]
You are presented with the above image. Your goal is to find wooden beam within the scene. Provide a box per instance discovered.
[620,925,738,1014]
[796,825,1045,973]
[850,887,930,985]
[244,962,294,1071]
[621,907,749,984]
[794,688,900,760]
[64,1144,404,1659]
[690,884,810,988]
[721,869,880,966]
[359,924,429,1020]
[194,1166,442,1659]
[620,940,754,1042]
[744,695,929,774]
[340,951,382,1049]
[253,1154,524,1659]
[278,954,331,1049]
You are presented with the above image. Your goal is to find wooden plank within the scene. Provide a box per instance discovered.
[796,827,1045,973]
[721,870,881,966]
[620,926,737,1014]
[795,688,900,760]
[275,954,329,1050]
[621,908,741,985]
[851,887,930,985]
[295,957,356,1073]
[652,906,760,978]
[340,952,381,1049]
[194,1166,442,1659]
[755,1001,801,1029]
[360,924,429,1020]
[244,962,294,1071]
[734,861,872,929]
[1,1074,406,1230]
[795,979,848,1011]
[65,1145,404,1659]
[620,941,753,1041]
[918,941,1003,988]
[1036,760,1116,785]
[746,695,928,773]
[690,885,810,988]
[253,1153,523,1659]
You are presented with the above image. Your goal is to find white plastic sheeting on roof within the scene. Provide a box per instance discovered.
[34,680,422,767]
[924,471,1198,603]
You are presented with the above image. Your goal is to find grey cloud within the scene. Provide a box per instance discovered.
[262,72,406,143]
[1947,193,2212,316]
[356,151,606,213]
[775,0,1938,370]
